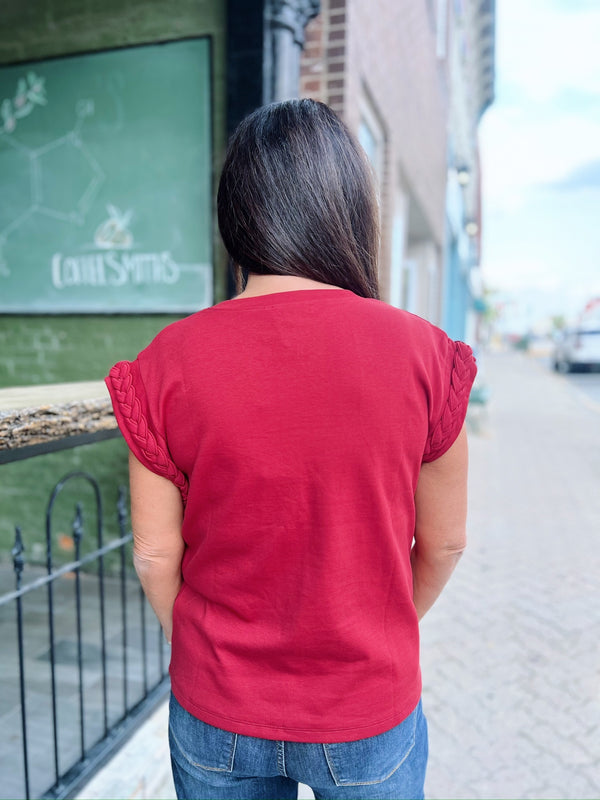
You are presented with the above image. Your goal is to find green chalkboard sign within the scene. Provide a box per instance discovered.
[0,38,213,313]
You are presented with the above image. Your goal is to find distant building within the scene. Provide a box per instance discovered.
[300,0,448,322]
[443,0,496,341]
[299,0,495,334]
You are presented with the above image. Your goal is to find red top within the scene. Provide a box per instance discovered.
[106,289,476,743]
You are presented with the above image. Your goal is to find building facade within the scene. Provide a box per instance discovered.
[299,0,495,334]
[443,0,495,342]
[300,0,449,323]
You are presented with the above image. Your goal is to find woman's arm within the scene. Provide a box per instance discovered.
[411,424,469,620]
[128,451,185,643]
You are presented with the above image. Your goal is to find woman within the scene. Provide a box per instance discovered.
[106,99,476,800]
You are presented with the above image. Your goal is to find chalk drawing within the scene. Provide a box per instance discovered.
[0,71,46,135]
[0,76,105,276]
[94,205,133,250]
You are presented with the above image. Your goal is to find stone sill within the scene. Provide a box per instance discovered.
[0,381,116,452]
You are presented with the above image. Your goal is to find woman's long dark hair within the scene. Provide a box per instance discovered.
[217,99,380,299]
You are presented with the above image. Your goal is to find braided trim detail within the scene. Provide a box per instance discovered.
[424,342,477,461]
[108,361,188,504]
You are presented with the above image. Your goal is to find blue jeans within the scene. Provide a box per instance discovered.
[169,694,428,799]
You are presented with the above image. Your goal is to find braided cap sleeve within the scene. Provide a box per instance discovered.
[105,360,188,504]
[423,341,477,462]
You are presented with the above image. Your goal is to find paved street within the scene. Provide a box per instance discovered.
[563,368,600,408]
[421,350,600,799]
[78,350,600,799]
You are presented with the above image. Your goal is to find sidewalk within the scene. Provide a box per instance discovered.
[76,701,175,800]
[421,351,600,799]
[78,351,600,799]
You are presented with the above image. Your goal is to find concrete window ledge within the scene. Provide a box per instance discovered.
[0,381,116,454]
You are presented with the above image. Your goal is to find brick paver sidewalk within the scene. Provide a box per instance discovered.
[421,351,600,799]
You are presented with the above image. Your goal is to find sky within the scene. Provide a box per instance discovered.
[479,0,600,333]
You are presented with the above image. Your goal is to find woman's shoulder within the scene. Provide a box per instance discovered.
[140,305,221,356]
[355,296,451,342]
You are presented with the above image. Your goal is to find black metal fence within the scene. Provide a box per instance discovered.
[0,470,170,800]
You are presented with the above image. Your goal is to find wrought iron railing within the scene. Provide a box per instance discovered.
[1,467,170,800]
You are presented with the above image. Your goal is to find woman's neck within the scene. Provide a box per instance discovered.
[235,273,341,299]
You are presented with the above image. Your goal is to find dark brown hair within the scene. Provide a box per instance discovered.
[217,99,380,299]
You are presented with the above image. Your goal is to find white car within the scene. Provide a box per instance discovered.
[553,324,600,373]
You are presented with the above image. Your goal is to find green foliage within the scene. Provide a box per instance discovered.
[513,334,531,351]
[550,314,567,332]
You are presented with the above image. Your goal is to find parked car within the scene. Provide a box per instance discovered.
[552,324,600,373]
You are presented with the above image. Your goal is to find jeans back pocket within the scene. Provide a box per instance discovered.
[323,703,420,787]
[169,694,238,773]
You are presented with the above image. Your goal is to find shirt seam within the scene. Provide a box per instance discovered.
[171,685,404,736]
[211,289,356,312]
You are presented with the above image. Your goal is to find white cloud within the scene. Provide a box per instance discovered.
[496,0,600,104]
[481,185,600,296]
[479,0,600,317]
[480,110,600,209]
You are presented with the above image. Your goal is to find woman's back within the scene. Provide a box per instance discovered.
[107,286,475,742]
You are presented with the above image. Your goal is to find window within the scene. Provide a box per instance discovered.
[358,90,385,191]
[389,189,408,309]
[436,0,448,59]
[401,260,417,313]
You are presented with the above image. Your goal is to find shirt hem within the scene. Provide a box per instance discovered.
[169,681,422,743]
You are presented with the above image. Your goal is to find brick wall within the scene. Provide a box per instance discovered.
[300,0,349,114]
